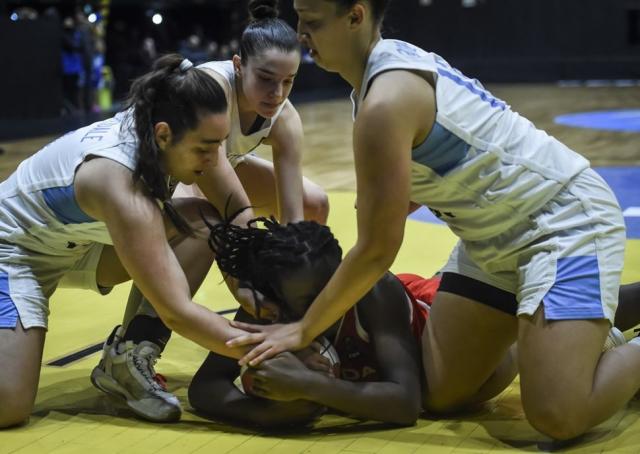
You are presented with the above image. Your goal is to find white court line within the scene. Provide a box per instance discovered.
[623,207,640,217]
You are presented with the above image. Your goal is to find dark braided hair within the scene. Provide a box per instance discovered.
[207,208,341,315]
[123,53,227,234]
[240,0,300,65]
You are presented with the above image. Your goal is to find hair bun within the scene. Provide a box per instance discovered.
[248,0,279,21]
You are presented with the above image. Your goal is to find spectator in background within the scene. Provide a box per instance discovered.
[75,9,95,114]
[61,16,83,113]
[179,33,210,66]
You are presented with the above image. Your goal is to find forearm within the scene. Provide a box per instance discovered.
[163,301,247,359]
[195,390,322,429]
[273,158,304,224]
[303,375,419,425]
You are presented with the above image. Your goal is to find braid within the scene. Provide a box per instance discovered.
[208,211,342,306]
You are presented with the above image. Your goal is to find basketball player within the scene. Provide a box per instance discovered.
[227,0,640,440]
[91,0,330,423]
[0,54,256,428]
[188,217,431,427]
[191,218,636,428]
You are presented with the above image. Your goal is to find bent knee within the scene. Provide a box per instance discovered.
[524,404,588,440]
[303,191,329,224]
[422,391,469,415]
[0,398,33,428]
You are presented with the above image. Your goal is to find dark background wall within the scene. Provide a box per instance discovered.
[0,17,62,119]
[1,0,639,124]
[280,0,640,83]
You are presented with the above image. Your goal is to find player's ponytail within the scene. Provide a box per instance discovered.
[124,53,227,234]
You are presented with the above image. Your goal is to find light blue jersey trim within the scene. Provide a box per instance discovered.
[543,256,605,320]
[437,68,507,110]
[42,185,96,224]
[412,122,470,176]
[0,273,18,328]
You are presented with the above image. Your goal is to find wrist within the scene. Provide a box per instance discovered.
[296,319,314,347]
[300,371,331,402]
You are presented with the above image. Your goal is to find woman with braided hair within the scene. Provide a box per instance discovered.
[0,54,255,428]
[188,214,435,426]
[189,216,638,428]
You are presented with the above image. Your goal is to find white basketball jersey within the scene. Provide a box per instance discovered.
[352,39,590,241]
[0,111,138,254]
[197,60,287,164]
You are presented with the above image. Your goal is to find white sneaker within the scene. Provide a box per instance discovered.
[602,327,626,352]
[91,327,181,422]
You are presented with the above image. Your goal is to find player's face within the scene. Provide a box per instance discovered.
[159,112,229,185]
[294,0,351,72]
[272,256,339,321]
[236,49,300,118]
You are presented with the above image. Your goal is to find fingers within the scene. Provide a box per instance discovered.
[226,332,267,348]
[239,343,282,367]
[229,320,265,333]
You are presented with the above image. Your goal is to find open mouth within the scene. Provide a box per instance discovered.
[194,170,204,176]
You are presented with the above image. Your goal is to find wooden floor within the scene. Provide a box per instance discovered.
[1,84,640,453]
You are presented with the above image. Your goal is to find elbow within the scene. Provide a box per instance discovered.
[387,398,421,426]
[157,312,181,332]
[249,401,325,430]
[154,305,187,333]
[355,240,400,272]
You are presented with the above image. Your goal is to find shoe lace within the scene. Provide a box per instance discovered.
[132,347,166,392]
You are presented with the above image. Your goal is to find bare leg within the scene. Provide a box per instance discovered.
[0,322,45,428]
[234,155,329,224]
[518,306,640,440]
[421,291,518,413]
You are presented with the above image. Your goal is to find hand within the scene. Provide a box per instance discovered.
[295,342,332,375]
[226,320,308,366]
[245,352,316,401]
[235,286,280,321]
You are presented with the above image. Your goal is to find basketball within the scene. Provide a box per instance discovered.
[316,336,341,379]
[235,337,341,395]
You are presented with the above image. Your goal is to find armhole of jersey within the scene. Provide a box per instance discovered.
[362,68,437,104]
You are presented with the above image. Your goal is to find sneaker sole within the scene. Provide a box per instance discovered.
[90,366,181,423]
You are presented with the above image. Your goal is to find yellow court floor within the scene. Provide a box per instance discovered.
[2,192,640,454]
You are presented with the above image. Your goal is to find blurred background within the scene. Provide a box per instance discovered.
[0,0,639,140]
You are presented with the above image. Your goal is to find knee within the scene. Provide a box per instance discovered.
[303,190,329,224]
[524,402,587,440]
[422,388,469,415]
[0,397,33,428]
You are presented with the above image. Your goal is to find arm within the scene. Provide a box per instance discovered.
[194,148,261,311]
[74,158,248,358]
[229,70,436,364]
[263,101,305,224]
[188,309,323,429]
[249,274,422,425]
[196,146,254,227]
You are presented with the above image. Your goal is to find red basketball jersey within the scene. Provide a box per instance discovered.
[332,274,440,382]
